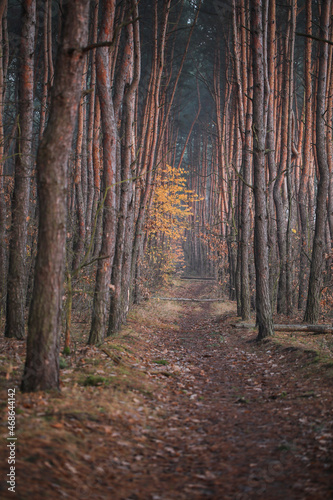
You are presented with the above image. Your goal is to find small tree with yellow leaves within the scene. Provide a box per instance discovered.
[144,163,200,289]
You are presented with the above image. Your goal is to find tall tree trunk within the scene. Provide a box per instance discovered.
[304,0,331,323]
[39,0,51,140]
[273,23,290,315]
[239,3,252,320]
[89,0,117,344]
[73,66,87,270]
[92,95,102,257]
[325,9,333,282]
[5,0,36,339]
[131,0,171,302]
[240,69,252,320]
[250,0,274,340]
[21,0,90,392]
[232,0,245,315]
[266,0,278,310]
[298,0,313,310]
[109,0,140,334]
[86,0,99,247]
[0,0,7,316]
[285,0,296,315]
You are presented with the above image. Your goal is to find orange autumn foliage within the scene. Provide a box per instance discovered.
[144,164,201,283]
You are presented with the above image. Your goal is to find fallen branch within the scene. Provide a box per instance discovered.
[153,297,223,302]
[296,31,333,46]
[180,276,216,281]
[233,323,333,334]
[100,348,122,364]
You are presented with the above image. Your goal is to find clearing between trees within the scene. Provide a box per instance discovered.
[1,279,333,499]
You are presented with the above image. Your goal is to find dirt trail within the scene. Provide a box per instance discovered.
[87,281,333,499]
[1,280,332,499]
[110,280,333,500]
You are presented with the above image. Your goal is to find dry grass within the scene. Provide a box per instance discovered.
[210,300,237,317]
[126,298,183,331]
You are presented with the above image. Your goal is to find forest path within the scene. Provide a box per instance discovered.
[105,280,333,499]
[1,280,332,499]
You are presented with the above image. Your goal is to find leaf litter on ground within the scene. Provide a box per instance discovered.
[0,279,332,499]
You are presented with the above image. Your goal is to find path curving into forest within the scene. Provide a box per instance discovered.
[1,280,332,499]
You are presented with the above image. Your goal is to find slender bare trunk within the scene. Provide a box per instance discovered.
[109,0,140,334]
[298,0,313,310]
[250,0,274,339]
[304,0,331,323]
[89,0,117,344]
[0,0,7,316]
[5,0,36,339]
[22,0,90,391]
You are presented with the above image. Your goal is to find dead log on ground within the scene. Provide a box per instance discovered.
[233,323,333,334]
[180,276,216,281]
[153,297,223,302]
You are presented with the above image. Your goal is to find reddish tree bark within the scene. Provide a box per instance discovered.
[131,0,171,302]
[89,0,118,344]
[266,0,279,309]
[21,0,90,391]
[92,95,102,257]
[86,0,99,246]
[73,59,88,270]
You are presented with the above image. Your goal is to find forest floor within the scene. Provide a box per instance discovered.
[0,279,333,499]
